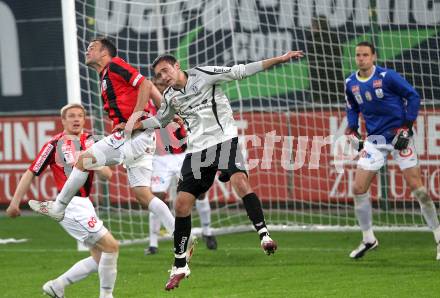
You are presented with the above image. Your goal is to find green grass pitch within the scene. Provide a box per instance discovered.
[1,215,440,297]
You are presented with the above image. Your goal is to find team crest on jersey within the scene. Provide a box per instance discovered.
[365,91,372,101]
[373,80,382,88]
[354,94,363,104]
[351,85,360,93]
[375,88,384,98]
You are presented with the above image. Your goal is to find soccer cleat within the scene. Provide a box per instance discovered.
[436,242,440,261]
[261,235,277,255]
[144,246,158,255]
[202,234,218,250]
[186,235,197,263]
[42,280,64,298]
[28,200,65,221]
[349,240,379,259]
[165,264,191,291]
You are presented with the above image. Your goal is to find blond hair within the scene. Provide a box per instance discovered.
[60,103,86,119]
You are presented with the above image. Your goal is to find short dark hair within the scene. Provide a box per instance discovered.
[356,41,376,54]
[151,54,177,69]
[91,37,117,57]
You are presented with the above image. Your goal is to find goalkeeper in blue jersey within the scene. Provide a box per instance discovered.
[344,41,440,260]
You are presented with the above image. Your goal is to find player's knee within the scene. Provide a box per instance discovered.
[106,237,119,253]
[230,173,251,196]
[174,197,193,217]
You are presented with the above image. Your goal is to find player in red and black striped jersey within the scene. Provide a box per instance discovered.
[28,131,95,197]
[7,104,119,298]
[29,38,176,241]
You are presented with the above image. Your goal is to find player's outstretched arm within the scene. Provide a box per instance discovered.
[261,50,304,70]
[199,50,304,84]
[6,170,36,218]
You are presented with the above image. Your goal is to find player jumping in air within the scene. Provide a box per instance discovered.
[344,41,440,259]
[126,50,304,290]
[28,38,176,239]
[146,76,217,255]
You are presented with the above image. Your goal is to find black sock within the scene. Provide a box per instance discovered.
[242,193,268,240]
[174,215,192,268]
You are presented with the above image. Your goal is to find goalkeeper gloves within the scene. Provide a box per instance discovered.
[345,127,364,151]
[392,121,413,150]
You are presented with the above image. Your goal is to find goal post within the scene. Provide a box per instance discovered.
[67,0,440,243]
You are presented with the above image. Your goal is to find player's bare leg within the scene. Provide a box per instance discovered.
[403,166,440,259]
[350,168,379,259]
[230,172,277,255]
[29,152,96,221]
[165,191,195,291]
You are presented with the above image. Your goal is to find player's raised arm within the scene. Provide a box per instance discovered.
[196,50,304,83]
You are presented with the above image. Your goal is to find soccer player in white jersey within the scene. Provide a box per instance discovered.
[127,51,304,290]
[344,41,440,259]
[28,38,175,238]
[146,77,217,255]
[6,104,118,298]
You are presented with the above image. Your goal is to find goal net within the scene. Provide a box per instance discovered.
[73,0,440,242]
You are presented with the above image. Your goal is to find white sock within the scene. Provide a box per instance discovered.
[413,187,440,237]
[196,196,212,236]
[98,252,118,298]
[149,212,161,247]
[54,256,98,289]
[354,193,376,242]
[148,197,175,234]
[54,167,89,212]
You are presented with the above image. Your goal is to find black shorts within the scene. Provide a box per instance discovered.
[177,137,247,198]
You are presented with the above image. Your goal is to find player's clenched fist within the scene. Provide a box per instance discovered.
[6,203,21,218]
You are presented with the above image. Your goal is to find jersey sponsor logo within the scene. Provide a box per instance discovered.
[213,67,230,73]
[373,79,382,88]
[375,88,384,98]
[351,85,360,93]
[32,143,54,172]
[365,91,372,101]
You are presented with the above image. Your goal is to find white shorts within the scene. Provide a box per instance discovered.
[151,153,185,193]
[357,138,418,171]
[90,130,155,187]
[59,196,108,248]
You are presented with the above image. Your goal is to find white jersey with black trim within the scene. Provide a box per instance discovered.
[156,65,250,153]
